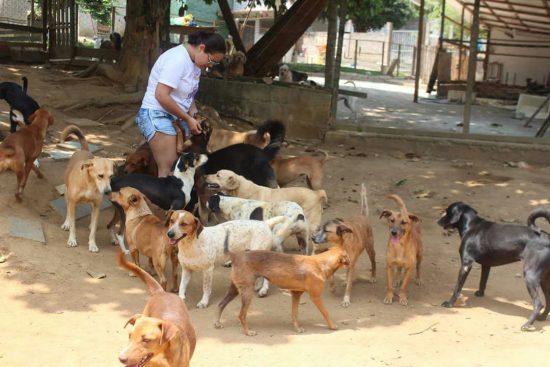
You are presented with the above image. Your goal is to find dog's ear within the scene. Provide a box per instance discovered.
[195,217,204,238]
[160,320,180,345]
[127,194,139,206]
[336,224,353,237]
[28,111,37,124]
[47,114,54,126]
[124,314,142,328]
[379,210,392,219]
[164,210,174,227]
[408,214,421,223]
[80,161,93,170]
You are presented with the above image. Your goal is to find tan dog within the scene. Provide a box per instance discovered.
[117,251,196,367]
[207,128,269,152]
[215,233,350,335]
[61,125,115,252]
[380,194,423,305]
[312,184,376,307]
[205,169,327,235]
[226,51,247,78]
[270,150,328,190]
[109,187,179,291]
[0,108,53,201]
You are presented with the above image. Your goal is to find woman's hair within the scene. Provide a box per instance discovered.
[187,31,226,54]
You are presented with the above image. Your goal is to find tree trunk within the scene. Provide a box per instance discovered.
[330,0,348,116]
[324,0,337,88]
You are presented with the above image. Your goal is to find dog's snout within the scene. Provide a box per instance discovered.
[104,188,112,195]
[118,355,128,364]
[167,231,175,239]
[390,228,399,236]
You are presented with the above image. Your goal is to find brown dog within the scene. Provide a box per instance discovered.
[215,232,350,335]
[123,142,158,176]
[61,125,115,253]
[312,183,376,307]
[0,108,53,201]
[380,194,423,305]
[117,251,196,367]
[270,150,328,190]
[207,128,268,152]
[109,187,179,291]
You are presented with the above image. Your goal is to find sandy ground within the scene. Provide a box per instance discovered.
[1,63,550,367]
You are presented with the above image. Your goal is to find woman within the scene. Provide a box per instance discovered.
[136,31,226,177]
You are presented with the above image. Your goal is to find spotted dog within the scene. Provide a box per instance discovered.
[207,193,309,254]
[165,210,292,307]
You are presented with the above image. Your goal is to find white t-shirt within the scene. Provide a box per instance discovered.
[141,44,201,115]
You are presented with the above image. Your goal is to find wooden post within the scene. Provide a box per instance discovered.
[413,0,425,103]
[463,0,481,134]
[354,39,358,70]
[397,44,402,76]
[42,0,48,52]
[111,6,116,32]
[381,41,385,72]
[458,5,465,80]
[385,22,393,67]
[439,0,446,49]
[217,0,246,53]
[483,29,491,81]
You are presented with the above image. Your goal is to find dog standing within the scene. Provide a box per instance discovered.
[379,194,423,306]
[215,232,350,335]
[207,119,285,153]
[165,210,291,307]
[61,125,115,252]
[0,77,40,133]
[0,109,53,201]
[312,184,376,307]
[123,142,158,176]
[117,251,196,367]
[110,187,179,292]
[438,202,550,331]
[270,149,328,190]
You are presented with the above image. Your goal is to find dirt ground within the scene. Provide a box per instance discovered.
[1,63,550,367]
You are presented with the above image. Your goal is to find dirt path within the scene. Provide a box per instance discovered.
[1,64,549,367]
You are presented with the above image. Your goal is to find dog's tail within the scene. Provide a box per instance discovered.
[317,189,328,207]
[527,208,550,235]
[360,183,369,216]
[61,125,89,151]
[314,149,329,163]
[0,146,15,159]
[256,119,286,146]
[22,76,28,93]
[116,250,164,295]
[388,194,409,217]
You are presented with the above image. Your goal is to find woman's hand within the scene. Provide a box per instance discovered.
[185,116,202,135]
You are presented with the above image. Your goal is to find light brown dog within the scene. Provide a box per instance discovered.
[61,125,115,252]
[0,109,53,202]
[123,142,158,176]
[207,128,269,152]
[117,251,196,367]
[215,232,350,335]
[205,169,327,235]
[270,150,328,190]
[380,194,423,305]
[109,187,179,291]
[312,183,376,307]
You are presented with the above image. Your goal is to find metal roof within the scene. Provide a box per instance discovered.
[452,0,550,36]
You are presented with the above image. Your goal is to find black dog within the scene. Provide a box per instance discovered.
[0,77,40,133]
[438,202,550,331]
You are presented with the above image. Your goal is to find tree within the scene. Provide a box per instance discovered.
[76,0,113,25]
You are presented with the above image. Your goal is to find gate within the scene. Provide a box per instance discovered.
[47,0,78,59]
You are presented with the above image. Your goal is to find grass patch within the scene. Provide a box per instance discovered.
[287,63,383,76]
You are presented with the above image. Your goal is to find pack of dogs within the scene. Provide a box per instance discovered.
[2,75,550,366]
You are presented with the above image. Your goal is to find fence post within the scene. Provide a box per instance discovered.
[381,42,385,73]
[412,46,417,75]
[397,44,401,76]
[354,39,358,70]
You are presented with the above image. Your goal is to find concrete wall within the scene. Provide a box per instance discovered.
[489,29,550,86]
[196,78,331,139]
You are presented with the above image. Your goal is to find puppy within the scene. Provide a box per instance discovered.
[379,194,423,306]
[270,149,328,190]
[117,251,196,367]
[207,193,309,253]
[226,51,247,78]
[0,77,40,133]
[205,169,327,236]
[438,203,550,331]
[0,109,53,201]
[215,232,350,335]
[278,64,293,83]
[165,210,291,307]
[123,142,158,176]
[207,119,285,153]
[312,184,376,307]
[61,125,115,252]
[109,187,179,291]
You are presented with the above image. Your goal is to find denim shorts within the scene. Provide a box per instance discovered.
[135,108,190,142]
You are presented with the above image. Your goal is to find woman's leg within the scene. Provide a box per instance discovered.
[149,132,177,177]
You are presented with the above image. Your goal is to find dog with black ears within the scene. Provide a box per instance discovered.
[0,77,40,133]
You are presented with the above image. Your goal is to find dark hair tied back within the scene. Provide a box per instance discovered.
[187,31,226,54]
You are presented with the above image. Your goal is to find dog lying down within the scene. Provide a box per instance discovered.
[215,231,350,336]
[165,210,293,307]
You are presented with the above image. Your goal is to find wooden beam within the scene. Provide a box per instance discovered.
[246,0,327,77]
[414,0,425,103]
[480,19,550,35]
[479,13,550,27]
[0,22,42,33]
[217,0,246,53]
[439,0,446,48]
[463,0,481,134]
[458,5,465,80]
[461,0,548,11]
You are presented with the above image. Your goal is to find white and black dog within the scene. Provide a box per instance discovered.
[0,77,40,133]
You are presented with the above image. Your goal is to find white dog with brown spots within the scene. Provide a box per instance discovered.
[166,210,292,308]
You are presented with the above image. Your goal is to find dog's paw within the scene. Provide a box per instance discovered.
[196,300,209,309]
[295,327,305,334]
[383,294,394,305]
[341,296,351,308]
[521,324,537,332]
[416,278,423,287]
[368,277,377,284]
[474,290,484,297]
[88,243,99,253]
[441,300,453,308]
[399,296,408,306]
[258,288,269,298]
[67,238,78,247]
[214,321,224,329]
[245,330,257,337]
[223,260,232,268]
[61,222,70,231]
[328,324,339,330]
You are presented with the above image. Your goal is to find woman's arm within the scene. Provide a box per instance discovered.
[155,83,202,134]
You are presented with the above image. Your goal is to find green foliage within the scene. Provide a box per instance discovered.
[77,0,113,25]
[348,0,414,32]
